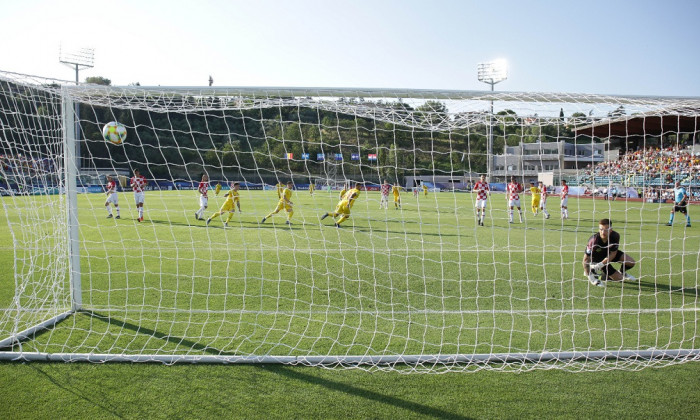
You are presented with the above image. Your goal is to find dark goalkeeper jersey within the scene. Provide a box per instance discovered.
[585,231,620,263]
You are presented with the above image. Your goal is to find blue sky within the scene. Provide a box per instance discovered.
[1,0,699,96]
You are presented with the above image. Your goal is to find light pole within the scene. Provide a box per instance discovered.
[60,45,94,171]
[477,60,507,179]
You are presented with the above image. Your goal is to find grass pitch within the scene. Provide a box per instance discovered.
[1,188,697,369]
[0,189,699,418]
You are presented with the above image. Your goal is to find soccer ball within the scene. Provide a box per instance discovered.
[102,121,127,145]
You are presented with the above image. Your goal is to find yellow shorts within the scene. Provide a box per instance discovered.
[531,199,540,207]
[274,201,293,213]
[219,200,236,212]
[334,202,350,215]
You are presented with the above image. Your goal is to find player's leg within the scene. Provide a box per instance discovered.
[666,206,675,225]
[285,204,294,224]
[508,204,514,223]
[682,206,691,227]
[604,265,624,282]
[613,251,636,280]
[105,200,113,217]
[335,207,350,226]
[263,202,284,222]
[517,203,523,222]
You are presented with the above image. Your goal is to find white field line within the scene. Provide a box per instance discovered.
[2,246,699,255]
[1,307,697,316]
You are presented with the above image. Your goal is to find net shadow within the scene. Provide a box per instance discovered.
[260,364,475,420]
[83,310,235,357]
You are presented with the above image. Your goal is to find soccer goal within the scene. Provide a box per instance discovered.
[0,69,698,372]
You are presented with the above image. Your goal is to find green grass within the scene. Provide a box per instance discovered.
[0,189,698,417]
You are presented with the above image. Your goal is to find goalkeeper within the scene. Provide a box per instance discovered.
[583,218,636,286]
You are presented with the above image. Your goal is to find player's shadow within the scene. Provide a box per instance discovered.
[259,365,474,420]
[149,219,208,228]
[352,226,464,239]
[630,279,699,298]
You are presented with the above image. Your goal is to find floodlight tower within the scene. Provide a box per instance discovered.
[477,59,508,179]
[60,45,94,170]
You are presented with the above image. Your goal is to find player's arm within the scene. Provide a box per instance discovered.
[583,253,591,275]
[602,250,617,265]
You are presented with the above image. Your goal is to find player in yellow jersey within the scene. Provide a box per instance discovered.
[422,183,428,196]
[262,180,294,225]
[309,180,315,196]
[214,182,222,196]
[339,183,349,201]
[321,182,360,227]
[392,184,402,209]
[528,181,541,216]
[276,181,285,199]
[345,182,361,209]
[206,182,241,227]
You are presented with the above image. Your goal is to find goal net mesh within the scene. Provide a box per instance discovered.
[0,70,698,372]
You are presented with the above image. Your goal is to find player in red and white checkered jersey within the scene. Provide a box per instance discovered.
[472,174,490,226]
[560,180,569,219]
[506,177,523,223]
[130,168,147,222]
[379,180,392,209]
[195,174,210,220]
[104,175,120,219]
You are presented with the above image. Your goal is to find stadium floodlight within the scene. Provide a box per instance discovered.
[59,44,95,85]
[478,59,508,179]
[59,44,94,171]
[477,59,508,87]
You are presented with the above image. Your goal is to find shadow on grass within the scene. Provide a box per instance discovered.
[630,280,699,298]
[85,310,233,356]
[29,364,124,418]
[85,310,473,419]
[262,364,475,420]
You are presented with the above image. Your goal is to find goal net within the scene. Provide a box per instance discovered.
[0,69,698,372]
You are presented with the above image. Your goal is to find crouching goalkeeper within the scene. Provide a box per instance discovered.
[583,218,636,287]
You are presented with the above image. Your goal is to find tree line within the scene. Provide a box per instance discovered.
[1,78,588,184]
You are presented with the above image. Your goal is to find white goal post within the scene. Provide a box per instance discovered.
[0,69,698,372]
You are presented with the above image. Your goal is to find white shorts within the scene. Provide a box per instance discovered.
[561,197,569,207]
[105,193,118,205]
[475,199,487,209]
[540,198,547,209]
[508,199,521,208]
[134,192,145,205]
[200,196,208,207]
[380,194,389,202]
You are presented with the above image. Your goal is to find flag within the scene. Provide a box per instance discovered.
[351,153,360,161]
[317,153,325,161]
[368,153,377,161]
[302,153,310,160]
[286,153,293,159]
[334,153,343,161]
